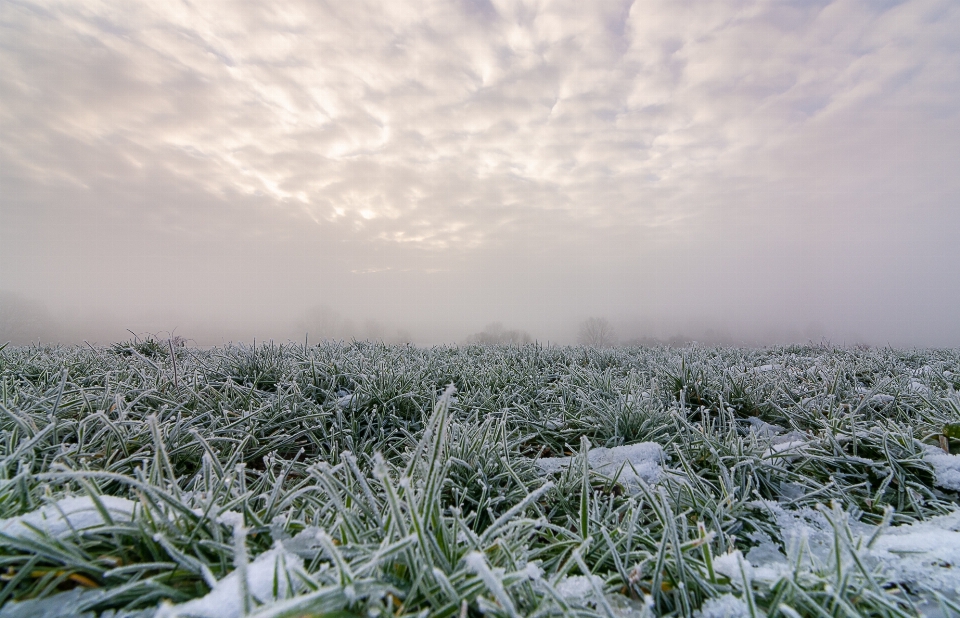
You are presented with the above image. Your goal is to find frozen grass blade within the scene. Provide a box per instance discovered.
[1,341,959,616]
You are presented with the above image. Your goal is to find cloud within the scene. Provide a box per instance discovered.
[1,0,958,345]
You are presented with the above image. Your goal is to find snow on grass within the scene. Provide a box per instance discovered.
[736,500,960,600]
[0,496,137,540]
[155,544,304,618]
[923,444,960,491]
[693,593,751,618]
[535,442,665,488]
[871,510,960,595]
[3,341,960,616]
[553,574,606,602]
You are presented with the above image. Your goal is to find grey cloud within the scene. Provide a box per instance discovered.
[1,0,958,346]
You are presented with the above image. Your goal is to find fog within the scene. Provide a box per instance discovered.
[2,0,959,348]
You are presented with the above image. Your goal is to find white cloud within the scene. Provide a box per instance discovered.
[1,0,959,344]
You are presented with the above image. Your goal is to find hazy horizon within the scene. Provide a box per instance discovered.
[3,0,959,348]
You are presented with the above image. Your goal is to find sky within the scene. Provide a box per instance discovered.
[2,0,959,346]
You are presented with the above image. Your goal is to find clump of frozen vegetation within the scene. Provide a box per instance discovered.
[1,340,960,616]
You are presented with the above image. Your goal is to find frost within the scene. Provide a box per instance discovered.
[156,545,305,618]
[777,481,806,501]
[870,510,960,593]
[214,510,245,529]
[554,574,605,601]
[535,442,665,488]
[746,416,782,437]
[856,387,896,405]
[0,496,137,540]
[922,444,960,491]
[693,593,751,618]
[189,507,245,529]
[745,501,960,600]
[464,551,517,618]
[0,588,155,618]
[524,562,543,581]
[762,440,808,464]
[606,593,655,618]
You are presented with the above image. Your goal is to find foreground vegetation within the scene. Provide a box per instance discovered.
[1,340,959,617]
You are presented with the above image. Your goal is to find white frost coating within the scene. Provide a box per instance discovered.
[464,551,518,618]
[762,440,808,463]
[693,593,751,618]
[746,502,960,597]
[870,510,960,593]
[189,508,245,529]
[535,442,665,488]
[716,549,789,587]
[0,496,137,540]
[554,574,605,602]
[156,545,304,618]
[524,562,543,581]
[746,417,782,437]
[922,445,960,491]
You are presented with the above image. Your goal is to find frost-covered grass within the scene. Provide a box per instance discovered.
[1,340,960,617]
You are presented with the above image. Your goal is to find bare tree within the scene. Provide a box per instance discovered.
[466,322,533,345]
[300,304,356,341]
[578,317,616,347]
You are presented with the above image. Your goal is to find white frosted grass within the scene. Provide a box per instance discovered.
[535,442,665,488]
[4,341,960,616]
[155,544,304,618]
[464,551,519,618]
[0,496,137,540]
[335,393,357,408]
[739,501,960,599]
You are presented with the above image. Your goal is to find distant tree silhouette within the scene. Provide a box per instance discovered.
[301,305,356,341]
[300,305,412,344]
[466,322,533,345]
[578,317,616,347]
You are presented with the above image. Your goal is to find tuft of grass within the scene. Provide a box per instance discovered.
[0,341,958,616]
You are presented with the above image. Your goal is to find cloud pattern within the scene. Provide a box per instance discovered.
[1,0,959,343]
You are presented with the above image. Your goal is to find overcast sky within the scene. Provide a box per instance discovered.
[2,0,959,346]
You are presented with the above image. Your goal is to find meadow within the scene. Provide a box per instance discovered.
[1,339,960,617]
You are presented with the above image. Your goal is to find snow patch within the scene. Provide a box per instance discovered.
[762,440,808,464]
[554,574,605,602]
[922,445,960,491]
[870,509,960,593]
[694,593,751,618]
[746,417,782,437]
[524,562,543,581]
[189,507,245,529]
[156,544,305,618]
[746,501,960,600]
[535,442,665,488]
[0,496,137,540]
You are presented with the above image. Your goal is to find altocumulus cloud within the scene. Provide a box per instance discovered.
[1,0,959,345]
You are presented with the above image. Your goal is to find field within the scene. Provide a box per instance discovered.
[1,340,960,617]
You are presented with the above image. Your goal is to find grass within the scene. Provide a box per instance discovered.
[0,340,958,616]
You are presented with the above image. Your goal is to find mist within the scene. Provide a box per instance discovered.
[2,0,959,349]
